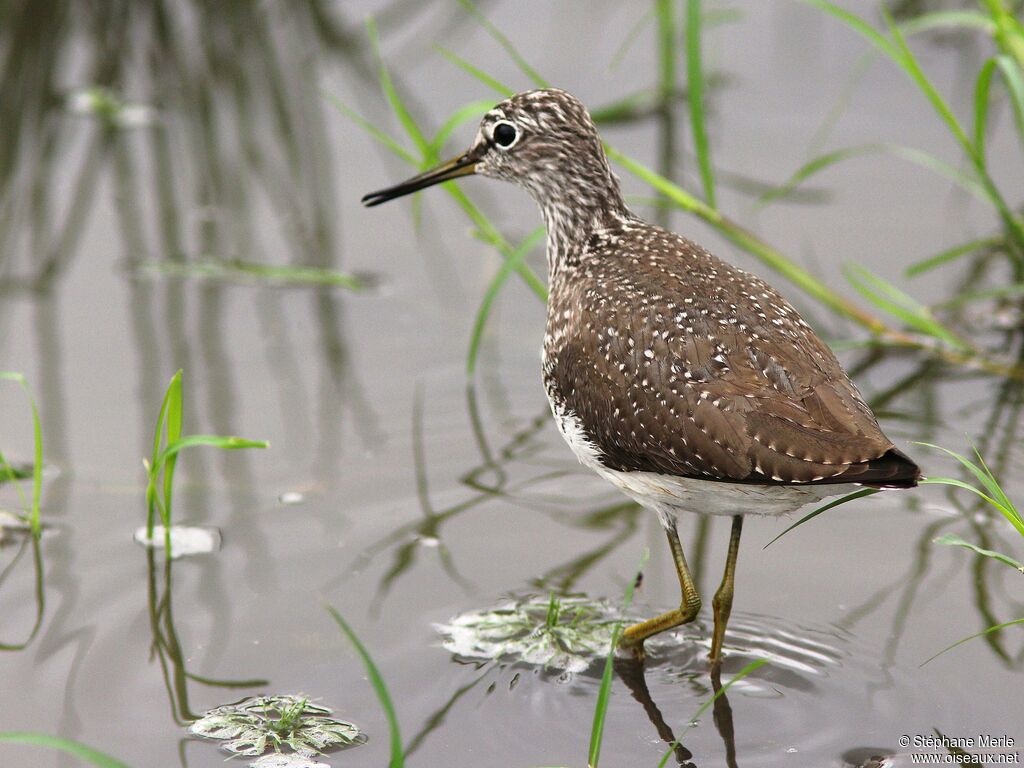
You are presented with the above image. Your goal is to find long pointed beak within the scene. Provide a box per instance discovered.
[361,149,481,207]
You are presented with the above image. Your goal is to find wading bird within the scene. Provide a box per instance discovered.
[363,88,919,664]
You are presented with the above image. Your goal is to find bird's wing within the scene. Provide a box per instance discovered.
[546,236,903,485]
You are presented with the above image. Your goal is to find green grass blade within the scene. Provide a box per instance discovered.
[429,100,495,157]
[155,435,270,469]
[0,733,130,768]
[686,0,716,207]
[588,551,647,768]
[456,0,549,88]
[883,11,973,152]
[366,18,428,155]
[161,370,183,531]
[760,143,989,207]
[445,185,547,300]
[906,236,1004,276]
[611,7,656,69]
[974,58,997,161]
[994,55,1024,150]
[323,93,417,164]
[899,10,996,36]
[435,47,514,97]
[933,533,1024,572]
[920,616,1024,666]
[689,658,767,723]
[656,658,768,767]
[970,446,1018,520]
[805,0,1024,250]
[467,226,545,375]
[0,372,44,538]
[915,442,1023,533]
[764,488,880,548]
[606,146,889,333]
[920,477,1011,520]
[845,265,967,348]
[325,605,403,768]
[799,0,899,60]
[137,258,363,289]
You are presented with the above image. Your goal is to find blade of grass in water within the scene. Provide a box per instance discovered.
[993,56,1024,145]
[366,18,428,155]
[605,147,889,333]
[758,143,989,207]
[916,442,1023,534]
[467,226,545,375]
[933,533,1024,572]
[0,733,130,768]
[655,658,769,768]
[428,100,495,157]
[435,47,514,97]
[456,0,549,89]
[764,488,881,548]
[802,0,1024,259]
[686,0,716,208]
[325,604,403,768]
[136,259,362,289]
[0,372,44,538]
[974,58,998,161]
[920,617,1024,666]
[906,236,1004,277]
[844,265,968,349]
[145,370,268,555]
[588,550,647,768]
[350,24,546,303]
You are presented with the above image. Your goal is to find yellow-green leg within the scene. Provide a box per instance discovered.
[620,520,701,656]
[709,515,743,665]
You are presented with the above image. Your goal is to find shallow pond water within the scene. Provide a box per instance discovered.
[1,2,1023,767]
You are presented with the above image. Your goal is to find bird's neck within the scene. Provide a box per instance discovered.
[528,157,629,282]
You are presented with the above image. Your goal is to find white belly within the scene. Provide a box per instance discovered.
[548,399,852,527]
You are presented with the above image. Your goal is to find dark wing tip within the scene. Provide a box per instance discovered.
[857,447,922,489]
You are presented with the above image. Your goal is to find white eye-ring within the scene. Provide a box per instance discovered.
[492,121,519,149]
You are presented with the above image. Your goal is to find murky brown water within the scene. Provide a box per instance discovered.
[1,2,1022,767]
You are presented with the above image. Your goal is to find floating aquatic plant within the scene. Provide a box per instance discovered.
[437,594,638,674]
[189,696,365,762]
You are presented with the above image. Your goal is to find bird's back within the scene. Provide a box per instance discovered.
[542,217,919,489]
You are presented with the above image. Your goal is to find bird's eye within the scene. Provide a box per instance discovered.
[493,122,518,148]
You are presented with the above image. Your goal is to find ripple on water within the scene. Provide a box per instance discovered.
[437,599,945,767]
[636,611,944,766]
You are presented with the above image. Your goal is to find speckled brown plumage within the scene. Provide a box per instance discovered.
[542,219,917,487]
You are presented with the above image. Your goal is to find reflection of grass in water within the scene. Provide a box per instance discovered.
[143,370,268,557]
[133,258,364,290]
